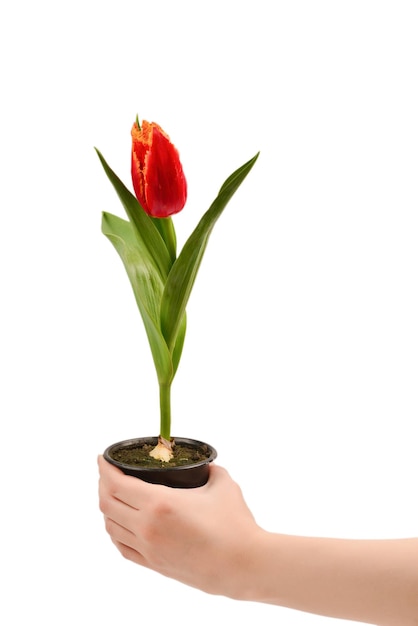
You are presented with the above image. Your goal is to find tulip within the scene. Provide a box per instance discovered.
[131,120,187,218]
[98,122,258,463]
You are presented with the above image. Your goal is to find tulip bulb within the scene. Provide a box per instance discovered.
[149,436,174,462]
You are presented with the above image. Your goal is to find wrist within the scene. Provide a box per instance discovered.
[225,527,278,603]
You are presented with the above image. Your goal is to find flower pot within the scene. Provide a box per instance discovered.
[103,436,217,488]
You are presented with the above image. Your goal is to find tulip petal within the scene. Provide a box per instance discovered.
[144,125,187,217]
[131,121,187,218]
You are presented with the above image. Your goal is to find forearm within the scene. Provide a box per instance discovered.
[239,533,418,626]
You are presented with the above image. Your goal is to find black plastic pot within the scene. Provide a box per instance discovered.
[103,436,217,488]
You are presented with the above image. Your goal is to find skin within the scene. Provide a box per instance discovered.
[98,456,418,625]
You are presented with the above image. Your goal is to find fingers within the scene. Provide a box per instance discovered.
[98,454,229,506]
[98,454,167,509]
[111,538,150,568]
[105,515,136,546]
[99,487,138,533]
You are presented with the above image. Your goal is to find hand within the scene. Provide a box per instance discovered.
[98,456,418,624]
[98,456,261,597]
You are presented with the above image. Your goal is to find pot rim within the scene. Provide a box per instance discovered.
[103,436,217,473]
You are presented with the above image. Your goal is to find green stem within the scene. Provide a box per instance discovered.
[152,217,177,265]
[159,382,171,440]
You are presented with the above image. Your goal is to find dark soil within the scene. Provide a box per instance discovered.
[109,440,212,468]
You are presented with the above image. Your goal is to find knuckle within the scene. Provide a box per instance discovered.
[150,498,174,518]
[99,494,111,516]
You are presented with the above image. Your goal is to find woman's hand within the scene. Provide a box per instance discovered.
[98,456,262,597]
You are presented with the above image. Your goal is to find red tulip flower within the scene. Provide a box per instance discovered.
[131,120,187,218]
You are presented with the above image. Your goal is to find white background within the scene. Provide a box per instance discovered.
[1,1,417,624]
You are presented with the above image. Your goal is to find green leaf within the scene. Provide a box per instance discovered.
[95,148,172,280]
[171,312,187,376]
[160,152,260,351]
[101,212,173,384]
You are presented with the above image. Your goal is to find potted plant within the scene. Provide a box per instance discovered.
[97,118,258,487]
